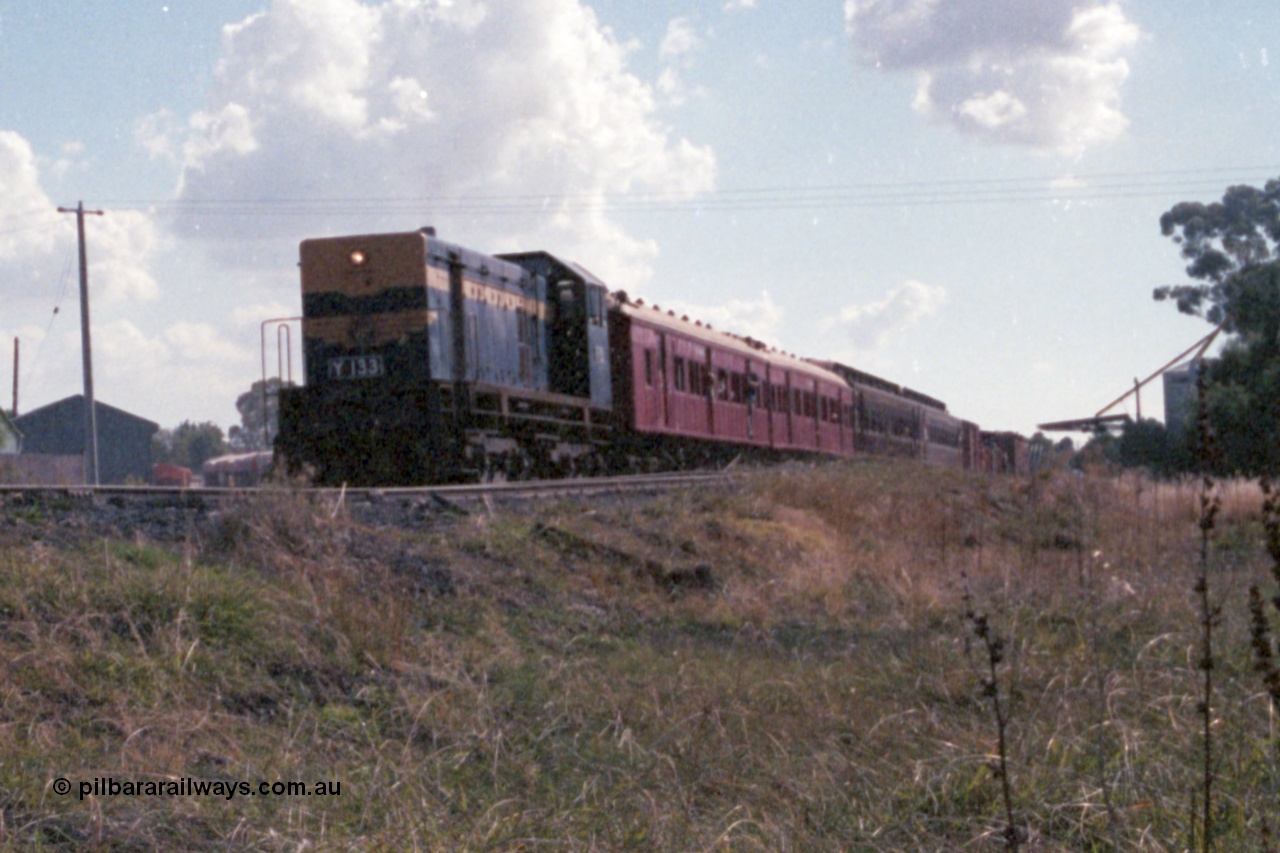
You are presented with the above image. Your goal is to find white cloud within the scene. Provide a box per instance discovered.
[822,279,946,351]
[0,131,160,309]
[232,301,298,328]
[660,291,784,348]
[845,0,1141,154]
[0,131,205,425]
[182,103,259,166]
[137,111,180,162]
[46,141,87,181]
[660,17,703,63]
[162,321,254,365]
[723,0,757,11]
[656,17,707,107]
[91,320,253,422]
[95,319,174,367]
[957,89,1027,130]
[155,0,716,292]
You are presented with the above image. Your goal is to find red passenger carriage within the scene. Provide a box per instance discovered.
[608,298,855,466]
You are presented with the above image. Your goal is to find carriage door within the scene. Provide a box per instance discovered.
[635,328,665,432]
[659,334,671,429]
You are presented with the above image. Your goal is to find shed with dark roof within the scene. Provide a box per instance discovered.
[13,395,159,484]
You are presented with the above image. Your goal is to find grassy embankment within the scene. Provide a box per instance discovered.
[0,461,1278,850]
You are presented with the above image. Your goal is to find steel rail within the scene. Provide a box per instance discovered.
[0,470,736,502]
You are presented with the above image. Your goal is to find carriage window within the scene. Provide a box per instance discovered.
[673,356,686,392]
[690,361,703,396]
[644,350,654,387]
[716,369,729,400]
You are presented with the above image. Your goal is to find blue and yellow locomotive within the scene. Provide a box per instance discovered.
[277,228,612,484]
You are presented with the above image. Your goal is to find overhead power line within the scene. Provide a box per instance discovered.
[87,164,1278,217]
[0,165,1266,228]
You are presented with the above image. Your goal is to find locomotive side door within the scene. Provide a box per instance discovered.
[447,253,471,417]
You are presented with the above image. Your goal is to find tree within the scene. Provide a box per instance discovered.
[1154,179,1280,326]
[228,378,293,451]
[1075,430,1120,473]
[1117,418,1190,478]
[152,421,230,470]
[1193,322,1280,475]
[1155,179,1280,475]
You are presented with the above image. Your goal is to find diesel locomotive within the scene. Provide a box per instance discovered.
[276,228,1014,486]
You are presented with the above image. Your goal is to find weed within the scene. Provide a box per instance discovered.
[6,460,1280,847]
[1193,367,1224,853]
[962,605,1022,850]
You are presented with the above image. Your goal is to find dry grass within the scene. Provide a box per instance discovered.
[1,460,1279,849]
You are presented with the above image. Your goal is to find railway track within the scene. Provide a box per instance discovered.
[0,469,737,507]
[0,470,740,547]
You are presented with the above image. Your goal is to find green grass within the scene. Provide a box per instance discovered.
[1,461,1279,849]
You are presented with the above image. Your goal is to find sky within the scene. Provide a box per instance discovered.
[1,0,1277,440]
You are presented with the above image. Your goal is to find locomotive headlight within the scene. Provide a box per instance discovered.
[350,250,366,266]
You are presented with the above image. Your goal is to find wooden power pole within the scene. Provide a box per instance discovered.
[57,202,104,486]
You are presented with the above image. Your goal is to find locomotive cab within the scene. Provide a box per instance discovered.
[498,251,612,411]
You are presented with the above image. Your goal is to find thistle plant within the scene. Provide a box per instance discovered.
[1192,365,1222,853]
[963,606,1021,851]
[1247,474,1280,850]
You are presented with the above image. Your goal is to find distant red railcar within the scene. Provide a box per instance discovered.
[152,463,193,488]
